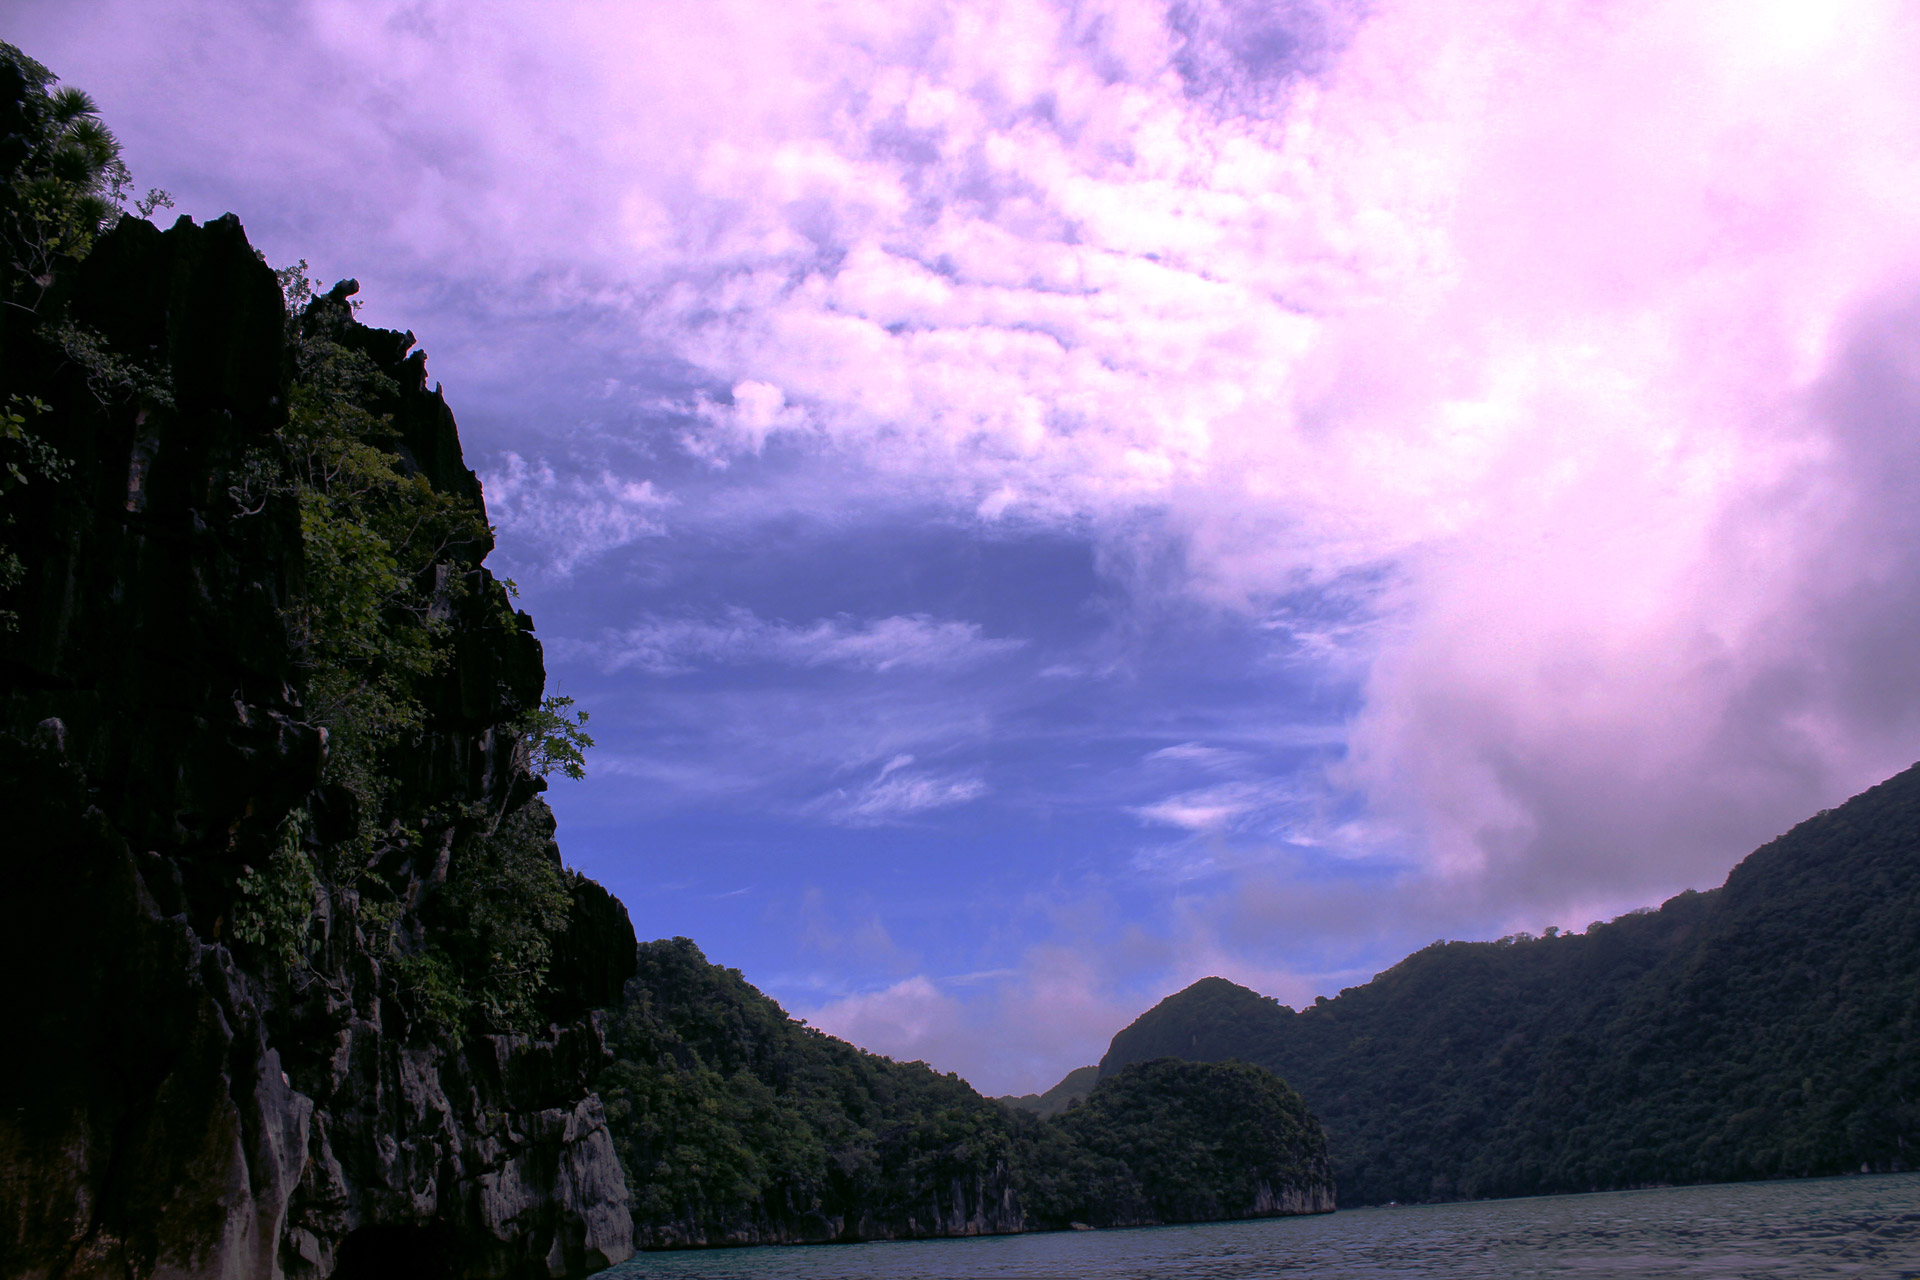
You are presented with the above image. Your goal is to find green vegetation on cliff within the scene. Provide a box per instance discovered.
[1,42,605,1039]
[602,939,1333,1247]
[1024,1059,1332,1228]
[260,271,587,1035]
[1100,765,1920,1204]
[2,48,639,1279]
[605,939,1023,1246]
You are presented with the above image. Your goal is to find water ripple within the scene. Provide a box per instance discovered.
[610,1173,1920,1279]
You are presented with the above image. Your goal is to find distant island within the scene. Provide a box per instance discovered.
[999,1064,1099,1118]
[601,748,1920,1233]
[1090,765,1920,1203]
[602,939,1331,1247]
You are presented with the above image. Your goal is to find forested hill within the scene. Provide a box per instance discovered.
[601,939,1333,1246]
[999,1065,1099,1118]
[1101,763,1920,1205]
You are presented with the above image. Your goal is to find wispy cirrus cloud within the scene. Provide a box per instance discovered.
[575,609,1024,675]
[1131,780,1293,834]
[1144,742,1244,768]
[807,754,989,827]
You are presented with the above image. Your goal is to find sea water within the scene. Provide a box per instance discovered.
[606,1172,1920,1279]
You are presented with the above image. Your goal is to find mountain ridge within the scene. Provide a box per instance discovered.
[600,938,1334,1247]
[1097,762,1920,1203]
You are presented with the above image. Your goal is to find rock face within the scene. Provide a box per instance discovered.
[0,214,635,1278]
[632,1167,1027,1250]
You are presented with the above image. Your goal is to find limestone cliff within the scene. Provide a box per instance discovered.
[631,1165,1027,1250]
[0,212,636,1279]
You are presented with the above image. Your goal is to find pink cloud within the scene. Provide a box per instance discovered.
[801,944,1147,1095]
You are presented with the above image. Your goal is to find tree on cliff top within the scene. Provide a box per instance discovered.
[0,45,169,627]
[0,42,167,312]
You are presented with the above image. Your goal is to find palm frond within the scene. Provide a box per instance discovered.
[47,86,99,124]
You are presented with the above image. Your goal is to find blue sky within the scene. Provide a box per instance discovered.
[16,0,1920,1091]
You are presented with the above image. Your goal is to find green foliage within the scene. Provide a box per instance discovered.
[228,275,598,1040]
[1040,1059,1328,1226]
[518,694,594,781]
[604,940,1025,1241]
[273,258,317,316]
[222,272,584,1036]
[999,1064,1097,1119]
[0,46,160,624]
[428,803,574,1032]
[387,943,469,1032]
[0,42,168,310]
[0,54,591,1057]
[1101,766,1920,1204]
[43,318,174,408]
[601,939,1330,1244]
[233,811,321,970]
[252,294,491,836]
[0,393,65,629]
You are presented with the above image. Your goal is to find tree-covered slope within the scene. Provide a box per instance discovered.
[1000,1065,1099,1118]
[604,939,1333,1247]
[605,938,1028,1246]
[1101,764,1920,1204]
[1030,1059,1332,1227]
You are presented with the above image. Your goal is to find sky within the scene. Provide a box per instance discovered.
[14,0,1920,1094]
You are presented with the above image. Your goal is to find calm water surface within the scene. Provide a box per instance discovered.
[607,1173,1920,1279]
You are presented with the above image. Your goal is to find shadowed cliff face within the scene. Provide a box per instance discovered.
[0,212,636,1279]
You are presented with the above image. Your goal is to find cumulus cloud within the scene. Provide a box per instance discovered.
[492,0,1920,911]
[36,0,1920,1077]
[580,609,1023,675]
[685,380,810,464]
[802,977,964,1066]
[801,945,1145,1093]
[481,452,670,573]
[801,927,1357,1094]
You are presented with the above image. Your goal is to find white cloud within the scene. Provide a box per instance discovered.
[480,452,670,573]
[800,944,1142,1094]
[585,609,1023,675]
[807,754,989,826]
[802,976,962,1066]
[1131,781,1287,833]
[1144,742,1241,768]
[799,930,1353,1095]
[685,379,810,465]
[42,0,1920,963]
